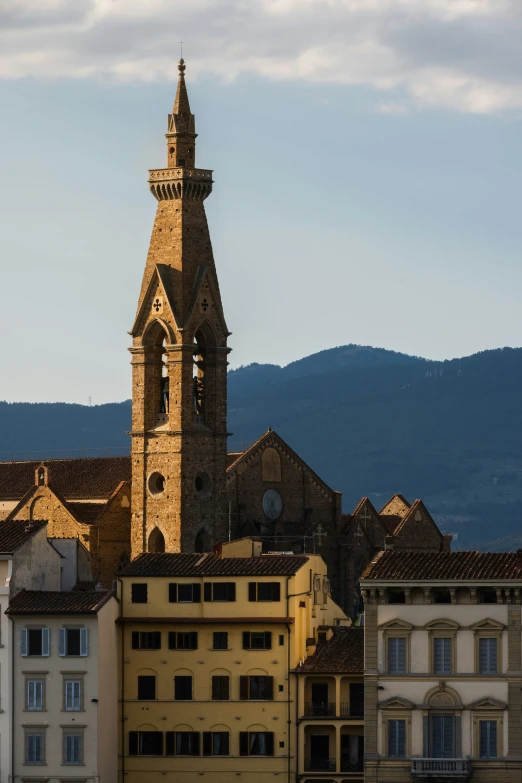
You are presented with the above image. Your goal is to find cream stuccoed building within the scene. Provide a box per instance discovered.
[360,549,522,783]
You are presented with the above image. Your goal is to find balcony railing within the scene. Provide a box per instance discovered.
[341,698,364,717]
[305,757,336,772]
[304,701,336,716]
[341,758,364,772]
[411,759,471,777]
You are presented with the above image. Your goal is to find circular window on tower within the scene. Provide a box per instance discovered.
[194,472,212,498]
[148,472,166,496]
[263,489,283,520]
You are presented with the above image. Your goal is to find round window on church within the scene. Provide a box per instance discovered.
[194,472,212,498]
[263,489,283,520]
[148,472,166,496]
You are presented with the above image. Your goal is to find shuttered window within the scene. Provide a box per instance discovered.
[59,628,89,657]
[203,731,230,756]
[239,675,274,700]
[387,637,406,674]
[168,631,198,650]
[479,720,497,758]
[239,732,274,756]
[165,731,200,756]
[388,719,406,758]
[138,675,156,700]
[211,675,229,700]
[248,582,281,602]
[27,680,44,711]
[174,676,193,700]
[25,733,44,764]
[169,583,201,603]
[64,733,82,764]
[431,715,454,758]
[433,637,452,674]
[204,583,236,602]
[242,631,272,650]
[65,680,82,710]
[21,628,50,657]
[129,731,163,756]
[479,638,498,674]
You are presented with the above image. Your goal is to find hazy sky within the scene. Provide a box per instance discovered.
[1,0,522,404]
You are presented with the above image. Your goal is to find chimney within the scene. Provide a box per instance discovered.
[384,536,395,551]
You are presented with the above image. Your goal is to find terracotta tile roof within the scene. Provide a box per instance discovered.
[227,452,243,468]
[6,588,112,615]
[0,456,131,501]
[362,550,522,581]
[295,627,364,673]
[119,552,308,577]
[0,520,47,553]
[66,502,107,524]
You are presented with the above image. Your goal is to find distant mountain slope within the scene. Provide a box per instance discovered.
[2,344,522,550]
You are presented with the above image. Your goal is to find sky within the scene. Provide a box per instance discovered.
[1,0,522,404]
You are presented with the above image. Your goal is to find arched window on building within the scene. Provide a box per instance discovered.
[148,527,166,554]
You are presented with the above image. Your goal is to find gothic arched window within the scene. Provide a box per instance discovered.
[148,527,166,554]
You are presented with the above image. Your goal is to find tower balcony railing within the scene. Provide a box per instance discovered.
[411,758,471,777]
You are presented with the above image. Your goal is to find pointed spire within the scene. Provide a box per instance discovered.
[169,59,195,135]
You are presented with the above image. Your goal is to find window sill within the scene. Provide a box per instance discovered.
[208,648,232,651]
[61,709,85,712]
[24,709,46,713]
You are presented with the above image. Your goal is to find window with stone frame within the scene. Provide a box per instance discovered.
[471,619,504,675]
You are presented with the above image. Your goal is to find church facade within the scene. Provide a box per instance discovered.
[0,61,449,613]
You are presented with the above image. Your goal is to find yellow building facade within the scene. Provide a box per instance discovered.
[117,537,348,782]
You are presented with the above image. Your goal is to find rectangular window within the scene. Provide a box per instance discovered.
[479,637,498,674]
[64,679,82,711]
[248,582,281,602]
[479,720,497,759]
[388,719,406,758]
[211,675,230,701]
[168,631,198,650]
[174,675,193,700]
[138,675,156,701]
[26,733,45,764]
[243,631,272,650]
[240,675,274,700]
[64,732,82,765]
[434,637,452,674]
[387,637,406,674]
[21,628,50,657]
[169,583,201,603]
[431,715,454,758]
[132,631,161,650]
[204,582,236,602]
[203,731,230,756]
[131,583,148,603]
[239,732,274,756]
[27,680,44,711]
[129,731,164,756]
[213,632,228,650]
[166,731,200,756]
[59,627,88,657]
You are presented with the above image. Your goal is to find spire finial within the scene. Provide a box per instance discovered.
[179,37,184,60]
[178,58,186,76]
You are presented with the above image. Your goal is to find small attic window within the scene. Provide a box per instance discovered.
[479,589,497,604]
[37,469,45,486]
[317,631,327,645]
[388,590,406,604]
[433,589,451,604]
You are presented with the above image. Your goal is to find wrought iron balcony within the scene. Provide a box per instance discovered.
[340,698,364,717]
[411,759,471,777]
[305,757,336,772]
[304,701,336,717]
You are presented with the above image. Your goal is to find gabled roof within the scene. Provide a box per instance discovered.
[0,520,47,554]
[392,499,441,538]
[226,429,340,497]
[294,627,363,674]
[379,494,410,516]
[6,588,112,615]
[362,550,522,581]
[119,552,309,577]
[0,456,131,501]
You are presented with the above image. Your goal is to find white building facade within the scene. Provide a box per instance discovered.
[361,549,522,783]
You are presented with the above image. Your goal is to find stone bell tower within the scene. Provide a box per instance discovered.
[129,59,230,558]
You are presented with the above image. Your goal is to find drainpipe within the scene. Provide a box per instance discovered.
[286,575,292,783]
[294,671,300,783]
[9,614,14,783]
[118,577,125,783]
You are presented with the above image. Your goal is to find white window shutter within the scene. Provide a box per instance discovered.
[28,680,35,709]
[80,628,89,657]
[36,680,43,709]
[59,627,66,656]
[41,628,50,657]
[20,628,28,657]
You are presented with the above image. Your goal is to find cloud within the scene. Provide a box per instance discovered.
[1,0,522,113]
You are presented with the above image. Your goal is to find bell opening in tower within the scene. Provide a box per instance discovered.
[193,329,207,422]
